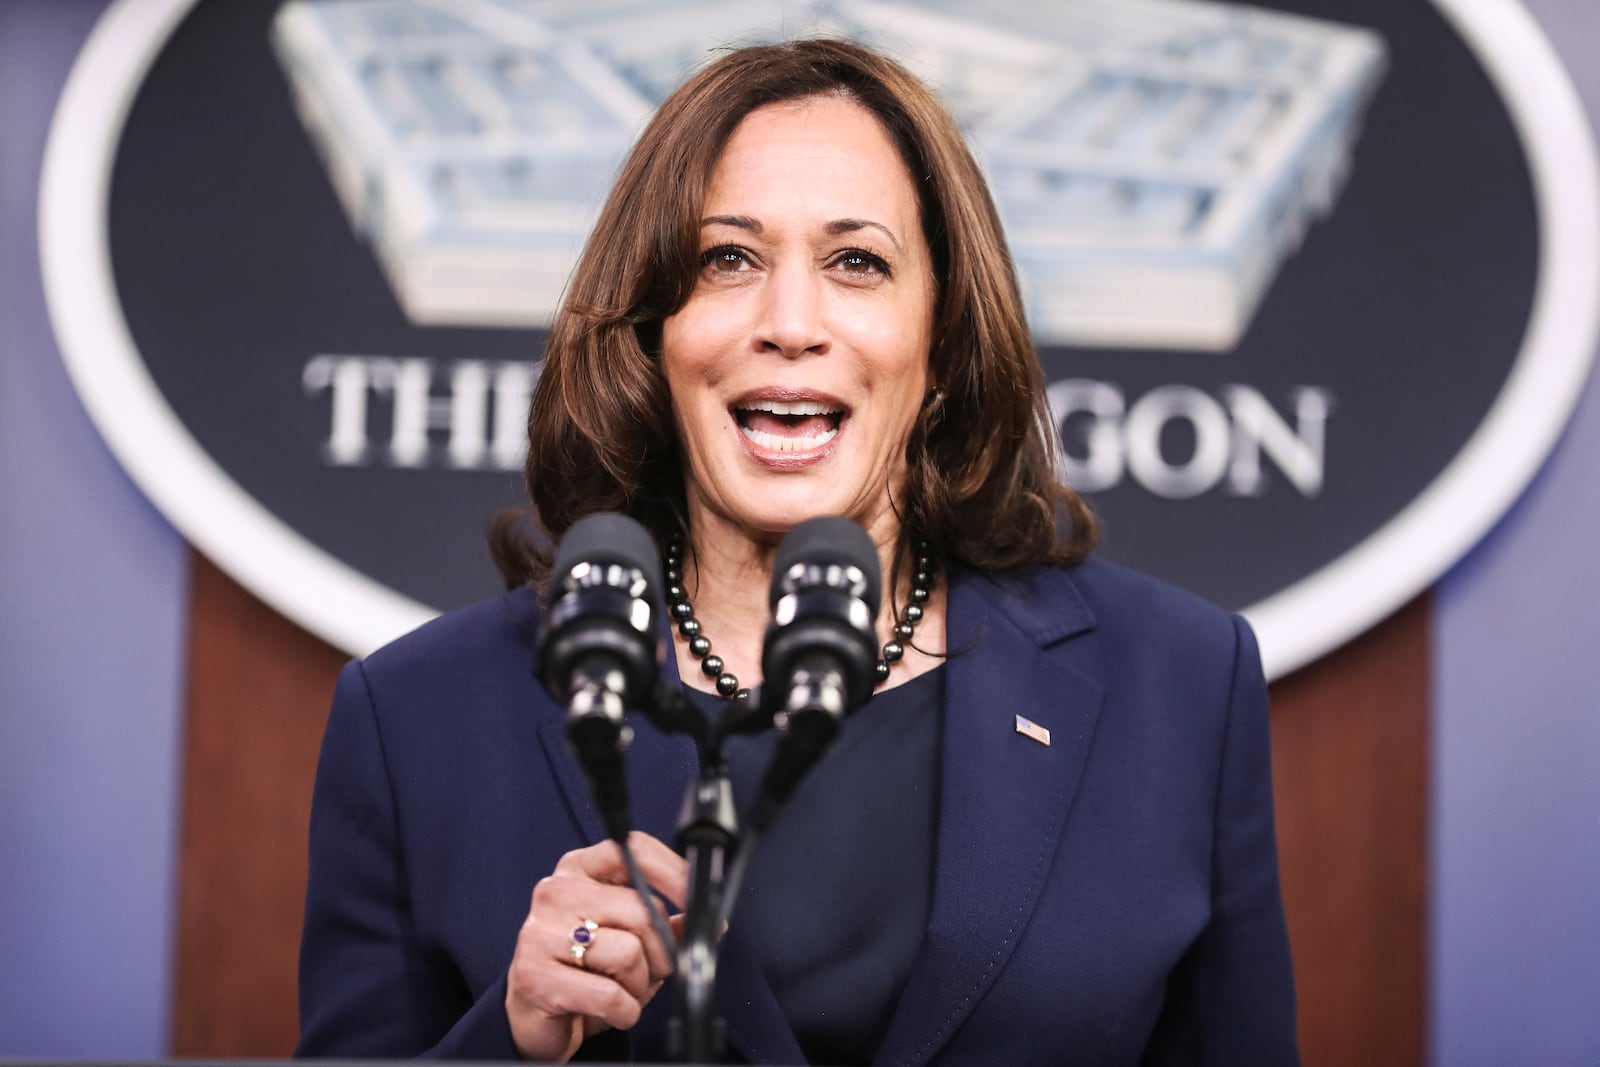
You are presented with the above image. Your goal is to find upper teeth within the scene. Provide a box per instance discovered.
[743,400,839,416]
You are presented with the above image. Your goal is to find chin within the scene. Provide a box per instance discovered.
[728,488,884,539]
[690,451,897,540]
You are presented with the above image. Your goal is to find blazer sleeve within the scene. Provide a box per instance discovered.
[1142,615,1300,1066]
[296,659,520,1060]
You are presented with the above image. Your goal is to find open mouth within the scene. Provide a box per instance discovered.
[733,399,845,452]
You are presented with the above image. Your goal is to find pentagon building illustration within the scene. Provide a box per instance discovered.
[272,0,1386,351]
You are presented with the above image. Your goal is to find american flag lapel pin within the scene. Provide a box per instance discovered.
[1014,714,1051,746]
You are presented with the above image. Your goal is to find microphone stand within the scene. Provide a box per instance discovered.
[640,685,778,1064]
[671,752,736,1063]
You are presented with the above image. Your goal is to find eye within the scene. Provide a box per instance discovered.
[831,249,891,277]
[701,246,752,273]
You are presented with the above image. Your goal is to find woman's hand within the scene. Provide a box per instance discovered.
[504,832,687,1062]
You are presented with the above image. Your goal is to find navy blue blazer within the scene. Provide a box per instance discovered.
[297,557,1298,1064]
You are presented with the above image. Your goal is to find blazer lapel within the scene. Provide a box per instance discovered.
[531,706,696,844]
[874,567,1104,1067]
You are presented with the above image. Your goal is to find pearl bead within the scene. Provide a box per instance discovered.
[665,533,935,700]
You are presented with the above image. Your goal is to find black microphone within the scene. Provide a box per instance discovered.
[541,513,664,842]
[754,516,882,830]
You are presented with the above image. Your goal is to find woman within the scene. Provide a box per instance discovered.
[297,37,1298,1065]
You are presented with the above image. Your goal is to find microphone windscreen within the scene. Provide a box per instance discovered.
[552,512,663,600]
[769,516,882,615]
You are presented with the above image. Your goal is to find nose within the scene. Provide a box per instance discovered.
[754,262,830,358]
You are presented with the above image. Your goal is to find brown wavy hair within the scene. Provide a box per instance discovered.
[491,36,1095,588]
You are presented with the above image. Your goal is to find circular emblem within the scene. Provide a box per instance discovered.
[41,0,1600,677]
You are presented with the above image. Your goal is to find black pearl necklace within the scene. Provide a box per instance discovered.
[663,535,936,700]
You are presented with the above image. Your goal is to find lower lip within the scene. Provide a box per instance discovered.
[735,417,844,470]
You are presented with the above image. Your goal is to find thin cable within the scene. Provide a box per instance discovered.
[620,836,679,973]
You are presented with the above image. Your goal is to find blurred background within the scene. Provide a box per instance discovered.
[3,1,1598,1064]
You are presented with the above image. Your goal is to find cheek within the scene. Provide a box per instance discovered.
[666,383,719,447]
[661,324,728,454]
[857,278,935,385]
[868,327,933,395]
[658,315,691,385]
[661,303,733,383]
[860,361,929,454]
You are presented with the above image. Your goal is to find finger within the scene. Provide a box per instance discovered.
[507,951,646,1036]
[552,839,631,884]
[557,921,651,1002]
[529,878,676,981]
[551,834,689,910]
[622,831,691,911]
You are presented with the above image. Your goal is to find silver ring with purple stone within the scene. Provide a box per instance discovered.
[568,917,598,966]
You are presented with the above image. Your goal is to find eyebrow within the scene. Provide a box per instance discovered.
[702,214,762,233]
[827,217,902,251]
[699,214,903,251]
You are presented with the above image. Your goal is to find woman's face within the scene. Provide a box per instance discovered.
[660,94,937,548]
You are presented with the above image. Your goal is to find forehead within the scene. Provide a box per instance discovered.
[705,96,920,226]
